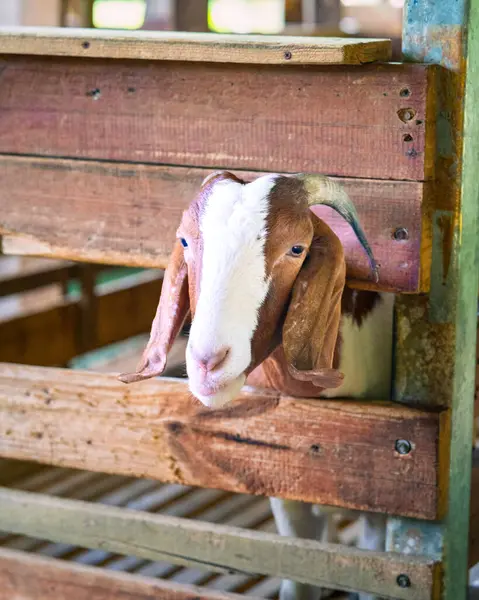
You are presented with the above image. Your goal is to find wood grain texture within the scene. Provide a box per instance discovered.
[0,271,163,366]
[0,548,245,600]
[0,157,429,292]
[0,489,439,600]
[0,27,391,65]
[0,58,433,181]
[0,364,444,519]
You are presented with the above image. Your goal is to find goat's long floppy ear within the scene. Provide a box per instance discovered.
[118,240,189,383]
[282,216,346,389]
[282,174,378,389]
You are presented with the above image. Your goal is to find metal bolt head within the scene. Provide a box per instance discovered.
[395,439,412,455]
[284,50,292,60]
[393,227,409,241]
[396,574,411,588]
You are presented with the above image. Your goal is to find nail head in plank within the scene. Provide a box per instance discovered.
[0,58,433,181]
[0,364,443,519]
[0,489,440,600]
[0,27,391,65]
[0,157,429,293]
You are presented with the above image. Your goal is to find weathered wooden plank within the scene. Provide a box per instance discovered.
[0,488,440,600]
[0,157,429,293]
[0,364,444,519]
[0,271,163,365]
[0,548,245,600]
[0,58,433,181]
[0,27,391,65]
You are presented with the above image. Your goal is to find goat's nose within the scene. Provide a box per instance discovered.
[191,347,230,372]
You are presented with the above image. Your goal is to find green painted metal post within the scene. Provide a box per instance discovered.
[390,1,479,598]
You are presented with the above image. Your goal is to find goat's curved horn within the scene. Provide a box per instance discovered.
[294,174,379,282]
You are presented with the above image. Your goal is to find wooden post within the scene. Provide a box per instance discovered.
[61,0,94,27]
[174,0,208,32]
[388,1,479,599]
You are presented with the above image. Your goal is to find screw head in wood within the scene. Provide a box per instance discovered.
[393,227,409,241]
[284,50,292,60]
[395,439,412,455]
[396,574,411,588]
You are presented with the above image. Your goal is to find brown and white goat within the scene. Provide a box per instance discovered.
[120,171,394,600]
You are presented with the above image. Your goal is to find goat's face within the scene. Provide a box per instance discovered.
[119,172,377,408]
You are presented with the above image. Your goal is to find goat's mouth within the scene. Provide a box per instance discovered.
[189,374,246,409]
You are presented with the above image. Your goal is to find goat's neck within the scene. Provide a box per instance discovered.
[246,290,394,399]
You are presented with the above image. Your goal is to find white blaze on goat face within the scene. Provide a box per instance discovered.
[186,174,278,408]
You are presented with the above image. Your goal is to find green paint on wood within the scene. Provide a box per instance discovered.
[445,1,479,598]
[398,2,479,600]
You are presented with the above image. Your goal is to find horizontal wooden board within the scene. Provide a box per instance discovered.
[0,271,163,366]
[0,27,391,65]
[0,157,429,293]
[0,364,444,519]
[0,548,244,600]
[0,58,434,181]
[0,489,439,600]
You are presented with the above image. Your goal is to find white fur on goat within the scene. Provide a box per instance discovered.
[187,174,277,407]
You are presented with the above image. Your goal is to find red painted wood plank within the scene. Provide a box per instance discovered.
[0,57,434,181]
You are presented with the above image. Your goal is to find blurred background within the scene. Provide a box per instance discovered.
[0,0,403,57]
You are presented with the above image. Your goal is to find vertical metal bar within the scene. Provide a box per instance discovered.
[394,1,479,599]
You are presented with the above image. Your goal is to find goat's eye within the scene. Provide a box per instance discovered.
[289,245,305,257]
[180,238,188,248]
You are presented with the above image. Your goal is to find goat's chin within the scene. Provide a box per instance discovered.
[190,374,246,409]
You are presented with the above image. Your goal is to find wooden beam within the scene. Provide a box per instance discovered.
[0,157,430,293]
[0,27,390,65]
[0,364,444,519]
[0,489,440,600]
[0,548,244,600]
[0,271,163,365]
[0,58,433,181]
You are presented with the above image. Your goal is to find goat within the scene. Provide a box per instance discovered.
[119,171,394,600]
